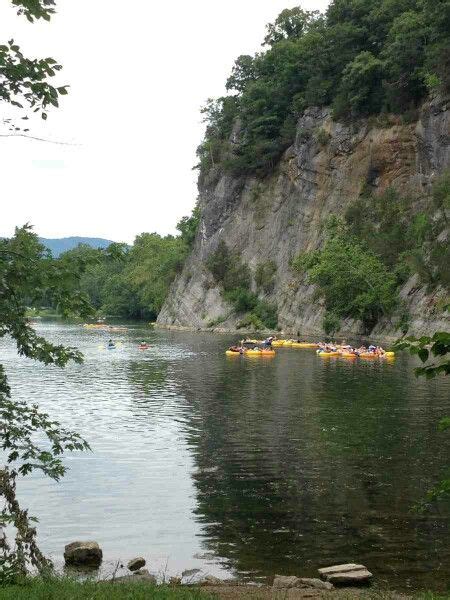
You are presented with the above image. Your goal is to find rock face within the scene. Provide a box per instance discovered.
[64,541,102,567]
[158,97,450,338]
[127,557,146,572]
[318,563,373,585]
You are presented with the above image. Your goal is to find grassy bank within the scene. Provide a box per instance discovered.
[0,577,214,600]
[0,578,448,600]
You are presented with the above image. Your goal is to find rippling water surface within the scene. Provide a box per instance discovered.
[1,321,450,590]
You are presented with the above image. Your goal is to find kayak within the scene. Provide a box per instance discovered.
[226,350,242,356]
[245,349,276,356]
[318,351,339,357]
[138,344,150,350]
[283,341,294,347]
[291,342,319,348]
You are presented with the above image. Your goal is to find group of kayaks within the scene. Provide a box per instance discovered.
[226,338,395,359]
[84,323,128,333]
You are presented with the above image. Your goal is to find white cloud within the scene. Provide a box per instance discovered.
[0,0,330,243]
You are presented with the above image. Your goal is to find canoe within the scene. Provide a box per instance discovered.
[291,342,319,348]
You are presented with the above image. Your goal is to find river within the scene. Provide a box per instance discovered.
[1,321,450,591]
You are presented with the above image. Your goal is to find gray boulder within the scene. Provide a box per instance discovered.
[113,569,156,584]
[64,541,102,567]
[318,563,373,585]
[127,557,146,572]
[273,575,333,590]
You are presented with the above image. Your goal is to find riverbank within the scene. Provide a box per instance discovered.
[0,578,445,600]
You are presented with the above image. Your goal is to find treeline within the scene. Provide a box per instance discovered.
[197,0,450,177]
[58,208,200,320]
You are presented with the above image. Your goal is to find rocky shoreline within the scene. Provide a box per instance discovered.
[62,541,416,598]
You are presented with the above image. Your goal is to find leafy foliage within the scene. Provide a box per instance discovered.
[0,226,96,577]
[198,0,450,177]
[395,327,450,507]
[65,208,201,320]
[395,331,450,379]
[345,173,450,289]
[206,241,278,330]
[296,218,398,333]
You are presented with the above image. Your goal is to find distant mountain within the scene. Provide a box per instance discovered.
[39,237,115,257]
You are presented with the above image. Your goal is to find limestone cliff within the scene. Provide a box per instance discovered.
[158,98,450,338]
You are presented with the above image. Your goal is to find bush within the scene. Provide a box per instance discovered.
[323,311,341,336]
[255,261,277,293]
[301,220,399,333]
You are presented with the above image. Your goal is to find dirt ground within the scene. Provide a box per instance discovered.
[201,585,412,600]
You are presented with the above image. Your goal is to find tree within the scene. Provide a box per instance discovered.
[0,227,94,579]
[297,219,399,333]
[333,51,384,118]
[0,0,92,581]
[226,55,257,94]
[263,7,319,46]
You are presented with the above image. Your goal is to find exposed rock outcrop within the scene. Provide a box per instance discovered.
[158,98,449,338]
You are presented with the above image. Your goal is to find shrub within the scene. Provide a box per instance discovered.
[255,261,277,293]
[323,311,341,336]
[301,220,399,333]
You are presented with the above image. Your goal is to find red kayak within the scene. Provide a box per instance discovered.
[138,344,150,350]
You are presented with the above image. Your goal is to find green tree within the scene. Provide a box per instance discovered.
[298,220,398,332]
[333,51,384,118]
[0,228,93,579]
[263,7,319,46]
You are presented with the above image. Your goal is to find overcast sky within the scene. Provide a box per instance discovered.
[1,0,330,243]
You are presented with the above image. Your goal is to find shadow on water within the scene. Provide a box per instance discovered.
[1,323,449,591]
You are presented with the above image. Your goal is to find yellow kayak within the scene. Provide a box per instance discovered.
[282,340,294,346]
[319,351,339,357]
[245,350,276,357]
[226,350,242,356]
[385,351,395,357]
[291,342,319,348]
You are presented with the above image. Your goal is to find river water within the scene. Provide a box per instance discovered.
[1,321,450,591]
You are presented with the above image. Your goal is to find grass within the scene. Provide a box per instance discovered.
[0,577,215,600]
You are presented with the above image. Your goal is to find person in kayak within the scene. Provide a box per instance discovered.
[107,339,116,349]
[263,336,274,349]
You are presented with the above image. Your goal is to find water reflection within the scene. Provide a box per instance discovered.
[1,323,449,591]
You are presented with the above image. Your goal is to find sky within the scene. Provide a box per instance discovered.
[1,0,330,243]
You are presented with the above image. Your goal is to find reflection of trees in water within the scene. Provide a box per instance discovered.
[172,351,450,588]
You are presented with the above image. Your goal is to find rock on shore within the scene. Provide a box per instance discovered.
[64,541,103,567]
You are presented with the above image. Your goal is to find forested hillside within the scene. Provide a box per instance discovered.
[157,0,450,336]
[197,0,450,179]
